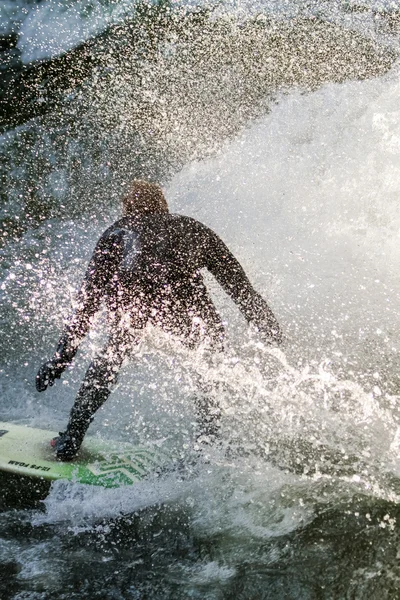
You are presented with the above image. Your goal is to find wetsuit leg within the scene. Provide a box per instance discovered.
[176,299,225,447]
[181,305,225,446]
[54,330,140,459]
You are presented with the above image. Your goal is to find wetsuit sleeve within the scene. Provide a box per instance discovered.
[56,229,124,362]
[36,228,124,391]
[202,226,282,343]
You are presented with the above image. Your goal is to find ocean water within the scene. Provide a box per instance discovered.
[1,0,400,598]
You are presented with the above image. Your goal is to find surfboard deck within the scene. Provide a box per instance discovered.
[0,422,170,489]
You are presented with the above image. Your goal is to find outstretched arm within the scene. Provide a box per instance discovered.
[203,227,282,344]
[36,230,122,392]
[66,230,123,340]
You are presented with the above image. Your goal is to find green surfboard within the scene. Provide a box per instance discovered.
[0,422,170,489]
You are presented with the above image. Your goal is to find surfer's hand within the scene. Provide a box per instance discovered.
[36,360,63,392]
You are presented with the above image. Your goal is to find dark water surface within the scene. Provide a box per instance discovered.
[1,475,400,598]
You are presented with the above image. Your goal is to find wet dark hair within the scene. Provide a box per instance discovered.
[122,180,168,215]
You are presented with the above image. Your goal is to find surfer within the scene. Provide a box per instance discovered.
[36,180,282,460]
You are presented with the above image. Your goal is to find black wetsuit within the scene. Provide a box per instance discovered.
[37,212,281,458]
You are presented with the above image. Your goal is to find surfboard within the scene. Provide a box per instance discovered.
[0,422,170,489]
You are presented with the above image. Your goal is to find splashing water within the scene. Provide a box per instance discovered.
[1,0,400,598]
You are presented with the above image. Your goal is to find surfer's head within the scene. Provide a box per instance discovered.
[122,180,168,216]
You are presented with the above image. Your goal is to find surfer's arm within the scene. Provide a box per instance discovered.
[203,227,282,344]
[67,232,122,338]
[36,230,123,392]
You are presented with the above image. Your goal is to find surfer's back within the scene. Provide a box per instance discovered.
[106,212,221,282]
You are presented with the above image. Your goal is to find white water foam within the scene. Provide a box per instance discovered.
[166,66,400,495]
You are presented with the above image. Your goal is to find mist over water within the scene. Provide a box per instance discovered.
[1,0,400,598]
